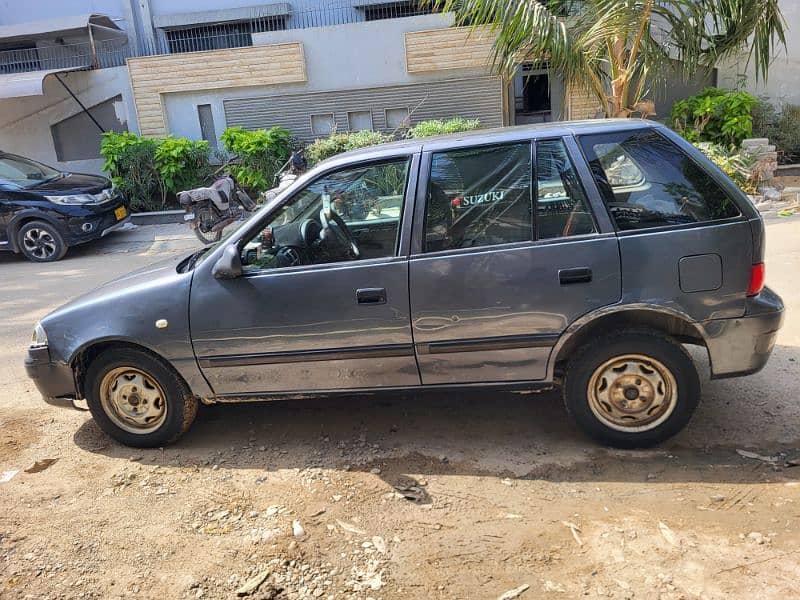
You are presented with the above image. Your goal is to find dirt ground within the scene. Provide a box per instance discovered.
[1,219,799,600]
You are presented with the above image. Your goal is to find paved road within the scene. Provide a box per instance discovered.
[1,216,798,448]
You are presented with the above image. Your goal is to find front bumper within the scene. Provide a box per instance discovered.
[700,286,785,379]
[64,202,130,246]
[25,346,77,399]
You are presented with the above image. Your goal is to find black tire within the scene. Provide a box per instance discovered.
[17,220,67,262]
[563,329,700,448]
[85,347,198,448]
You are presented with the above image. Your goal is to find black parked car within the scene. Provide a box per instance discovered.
[0,152,130,262]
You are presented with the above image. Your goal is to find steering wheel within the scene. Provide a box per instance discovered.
[320,208,361,259]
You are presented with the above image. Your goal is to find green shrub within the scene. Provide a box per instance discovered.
[771,104,800,164]
[100,131,213,211]
[154,136,212,198]
[100,132,161,211]
[406,117,481,138]
[305,130,392,165]
[672,88,757,147]
[693,141,759,194]
[220,126,292,193]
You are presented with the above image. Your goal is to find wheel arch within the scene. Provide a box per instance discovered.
[8,211,65,253]
[548,304,708,380]
[71,339,192,400]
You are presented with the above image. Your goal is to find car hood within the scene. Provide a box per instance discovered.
[29,172,110,195]
[40,252,196,364]
[42,253,190,325]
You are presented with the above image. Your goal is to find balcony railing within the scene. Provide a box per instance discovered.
[0,1,440,74]
[141,0,439,56]
[0,37,130,75]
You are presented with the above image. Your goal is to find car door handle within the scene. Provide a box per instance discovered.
[559,267,592,285]
[356,288,386,304]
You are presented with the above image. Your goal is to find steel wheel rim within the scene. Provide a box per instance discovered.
[587,354,677,432]
[22,228,57,259]
[99,367,167,434]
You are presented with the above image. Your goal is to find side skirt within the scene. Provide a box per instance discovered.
[203,380,557,405]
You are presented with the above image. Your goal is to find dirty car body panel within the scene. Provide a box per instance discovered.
[25,119,784,446]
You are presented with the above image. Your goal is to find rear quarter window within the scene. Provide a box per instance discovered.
[578,129,741,231]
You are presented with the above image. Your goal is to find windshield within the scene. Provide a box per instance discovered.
[0,153,62,190]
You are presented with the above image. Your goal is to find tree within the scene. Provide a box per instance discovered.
[429,0,786,118]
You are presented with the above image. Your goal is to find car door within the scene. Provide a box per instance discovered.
[409,136,621,384]
[190,153,421,397]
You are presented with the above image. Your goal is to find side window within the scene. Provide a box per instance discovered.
[579,129,741,231]
[535,139,597,239]
[424,143,532,252]
[241,158,409,271]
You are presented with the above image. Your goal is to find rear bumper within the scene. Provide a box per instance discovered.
[24,346,77,399]
[700,286,785,379]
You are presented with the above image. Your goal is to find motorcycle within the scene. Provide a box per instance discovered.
[178,151,307,245]
[178,174,257,245]
[262,150,307,203]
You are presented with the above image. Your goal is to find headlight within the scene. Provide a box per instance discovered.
[31,322,48,348]
[45,194,97,205]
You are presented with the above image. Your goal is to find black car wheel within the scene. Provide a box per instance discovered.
[85,347,198,447]
[17,220,67,262]
[563,329,700,448]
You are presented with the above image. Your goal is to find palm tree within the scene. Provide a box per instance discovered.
[429,0,786,118]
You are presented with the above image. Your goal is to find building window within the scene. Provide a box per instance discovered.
[385,107,410,130]
[310,113,335,136]
[164,17,286,54]
[51,95,127,162]
[347,110,373,131]
[362,1,434,21]
[197,104,218,150]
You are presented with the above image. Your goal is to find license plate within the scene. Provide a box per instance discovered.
[183,213,195,221]
[114,206,127,221]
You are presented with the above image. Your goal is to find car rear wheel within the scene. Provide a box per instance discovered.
[17,220,67,262]
[85,348,198,447]
[563,330,700,448]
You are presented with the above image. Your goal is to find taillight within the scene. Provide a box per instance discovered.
[747,263,765,297]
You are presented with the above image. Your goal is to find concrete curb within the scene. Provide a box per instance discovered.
[131,209,185,225]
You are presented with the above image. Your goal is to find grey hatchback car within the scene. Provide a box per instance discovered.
[25,119,784,448]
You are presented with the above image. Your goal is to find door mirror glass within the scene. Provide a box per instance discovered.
[212,244,243,279]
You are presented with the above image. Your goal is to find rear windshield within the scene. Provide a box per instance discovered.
[578,129,740,231]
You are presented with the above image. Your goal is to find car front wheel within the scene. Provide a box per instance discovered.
[563,330,700,448]
[85,348,198,447]
[17,220,67,262]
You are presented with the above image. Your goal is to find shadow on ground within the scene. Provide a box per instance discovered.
[71,346,800,488]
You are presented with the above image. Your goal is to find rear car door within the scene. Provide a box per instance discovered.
[409,136,622,384]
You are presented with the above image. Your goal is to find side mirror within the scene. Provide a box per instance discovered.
[212,244,243,279]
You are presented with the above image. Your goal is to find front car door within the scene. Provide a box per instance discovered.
[409,134,622,384]
[190,152,421,397]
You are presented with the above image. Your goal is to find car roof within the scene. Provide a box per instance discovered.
[324,118,660,165]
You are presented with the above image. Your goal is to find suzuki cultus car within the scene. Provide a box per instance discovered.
[25,120,784,448]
